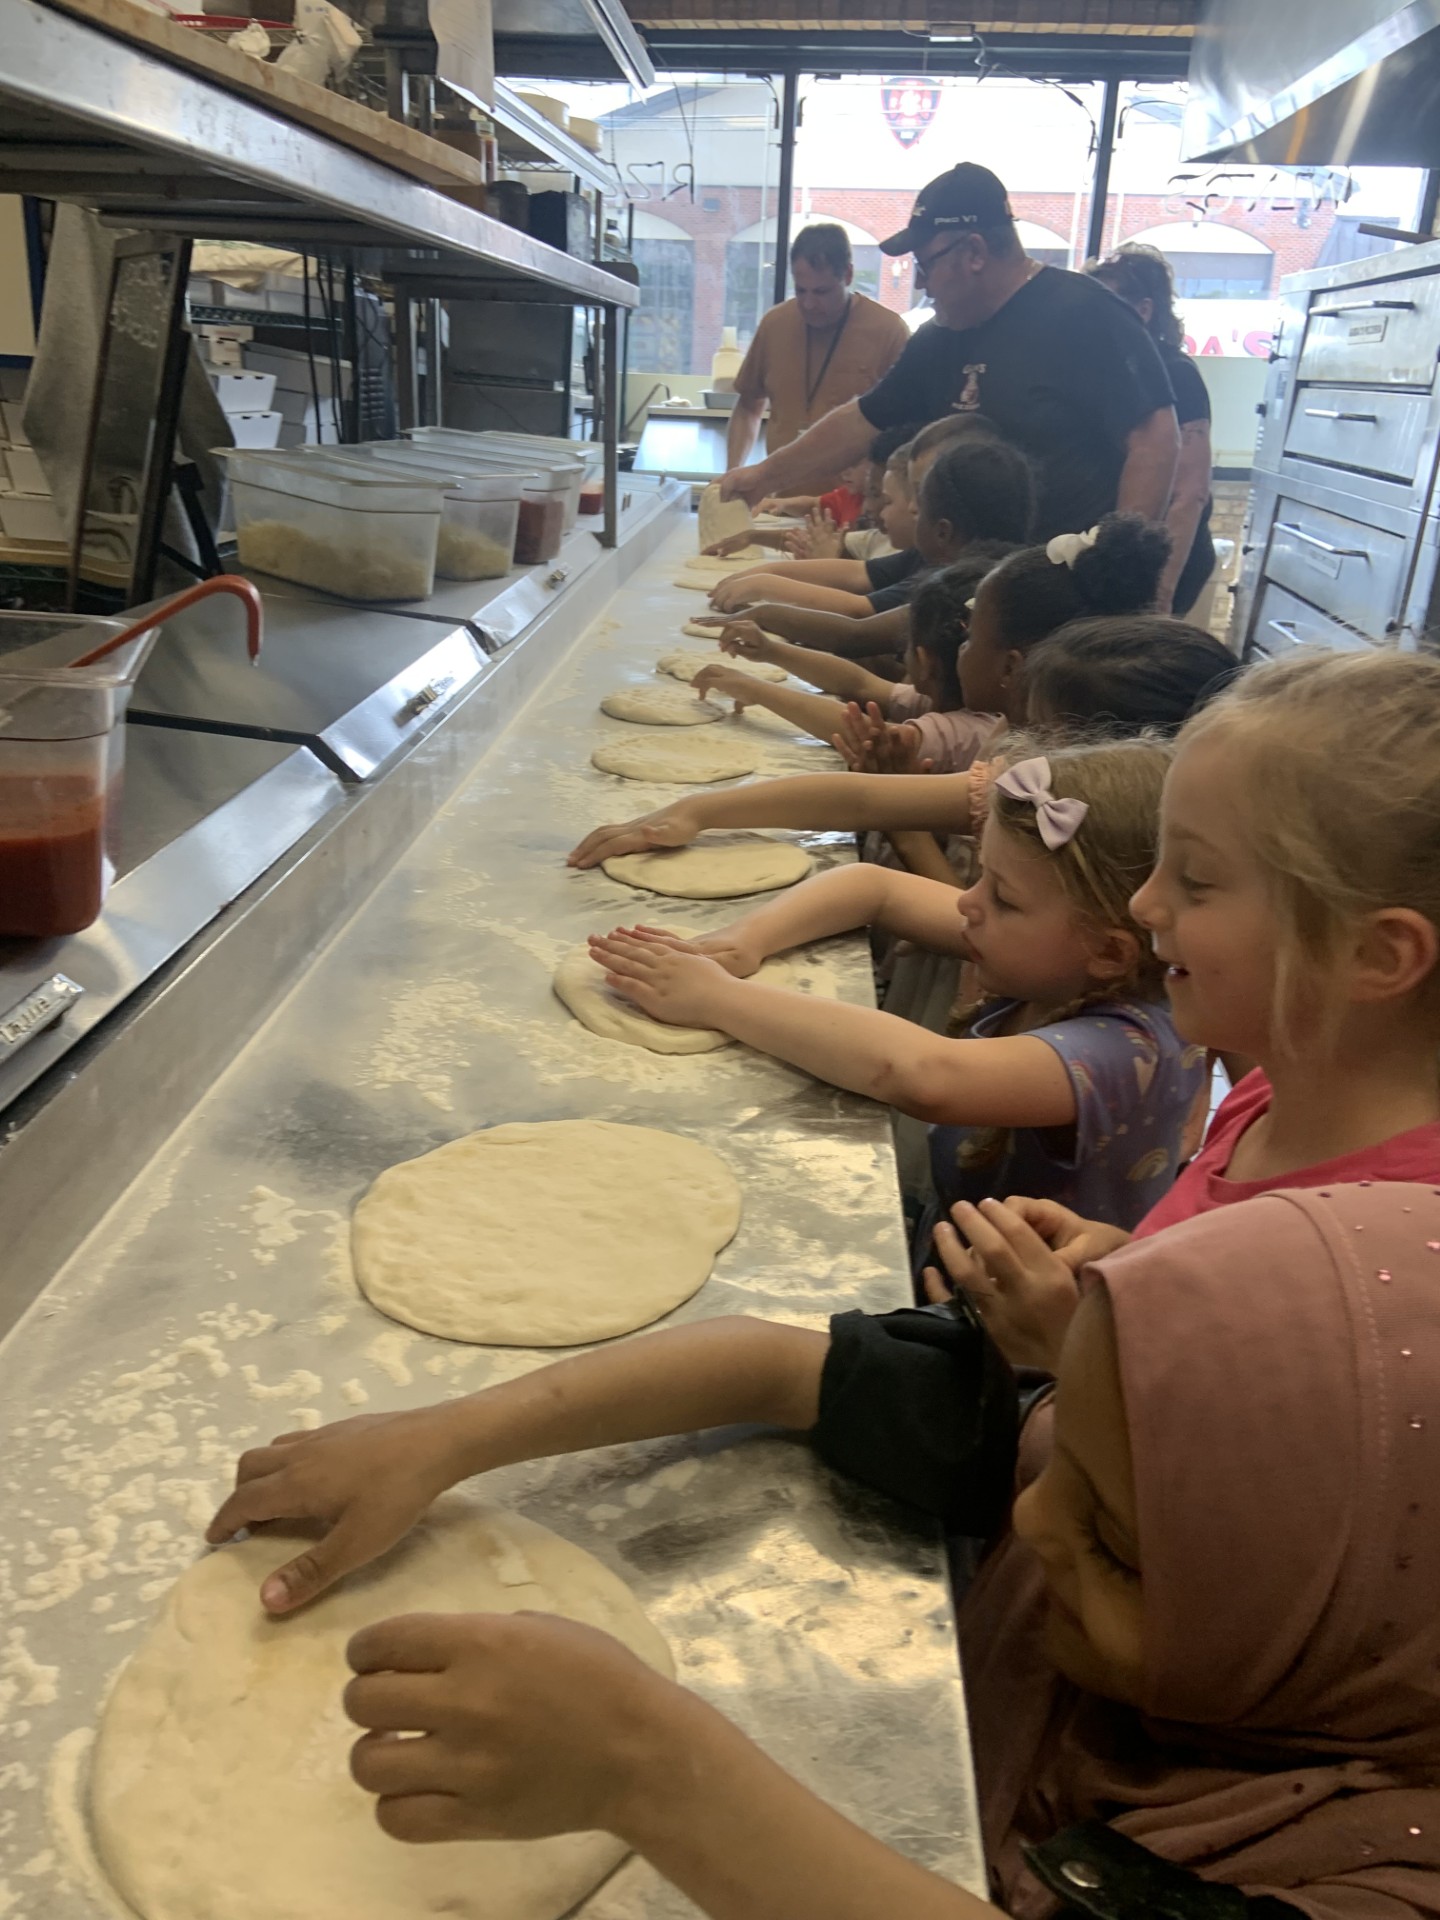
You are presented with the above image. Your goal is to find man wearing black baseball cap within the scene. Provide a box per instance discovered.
[720,163,1180,543]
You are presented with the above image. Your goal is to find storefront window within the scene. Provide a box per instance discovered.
[539,75,779,381]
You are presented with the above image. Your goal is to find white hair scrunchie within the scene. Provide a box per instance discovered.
[1045,526,1100,569]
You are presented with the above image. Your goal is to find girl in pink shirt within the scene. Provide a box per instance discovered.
[926,649,1440,1360]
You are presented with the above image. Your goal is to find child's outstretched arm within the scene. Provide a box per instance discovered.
[206,1315,827,1615]
[712,621,906,710]
[589,938,1078,1129]
[701,599,908,655]
[567,770,974,868]
[692,664,851,744]
[622,865,980,976]
[344,1612,1000,1919]
[708,573,877,619]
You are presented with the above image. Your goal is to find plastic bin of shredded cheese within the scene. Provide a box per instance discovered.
[320,445,522,581]
[222,451,445,601]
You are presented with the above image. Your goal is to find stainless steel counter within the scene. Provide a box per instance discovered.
[0,522,985,1914]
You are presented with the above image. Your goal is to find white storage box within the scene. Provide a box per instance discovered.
[227,410,284,449]
[209,369,277,413]
[0,492,63,542]
[0,444,46,493]
[1,401,28,444]
[243,342,352,401]
[222,449,444,601]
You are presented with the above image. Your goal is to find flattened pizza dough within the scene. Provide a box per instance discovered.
[602,836,813,899]
[656,648,786,685]
[696,480,753,551]
[685,550,766,571]
[682,619,785,645]
[91,1497,673,1920]
[672,573,719,593]
[351,1120,741,1344]
[554,944,728,1052]
[591,731,761,783]
[600,685,725,726]
[554,944,796,1052]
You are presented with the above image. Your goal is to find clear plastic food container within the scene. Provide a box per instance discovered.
[0,615,132,937]
[0,582,261,938]
[410,429,584,534]
[307,447,522,582]
[223,450,445,601]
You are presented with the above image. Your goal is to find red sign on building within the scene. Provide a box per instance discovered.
[881,80,942,149]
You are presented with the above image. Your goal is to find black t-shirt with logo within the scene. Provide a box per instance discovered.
[857,268,1176,540]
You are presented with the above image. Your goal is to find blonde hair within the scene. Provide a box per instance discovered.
[1178,650,1440,1054]
[988,732,1172,1007]
[951,733,1172,1173]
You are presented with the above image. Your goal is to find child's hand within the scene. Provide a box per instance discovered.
[702,529,758,557]
[716,619,781,664]
[707,573,766,614]
[833,702,933,776]
[345,1610,679,1843]
[568,802,704,869]
[1001,1196,1133,1274]
[603,922,764,978]
[692,662,760,709]
[205,1408,463,1613]
[923,1198,1081,1374]
[785,508,842,561]
[587,930,733,1028]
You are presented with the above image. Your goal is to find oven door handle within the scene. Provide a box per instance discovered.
[1318,299,1417,315]
[1274,522,1370,560]
[1302,407,1379,423]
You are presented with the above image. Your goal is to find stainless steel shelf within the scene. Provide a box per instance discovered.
[486,80,620,197]
[0,0,638,308]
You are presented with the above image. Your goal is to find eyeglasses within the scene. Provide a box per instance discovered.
[914,237,966,285]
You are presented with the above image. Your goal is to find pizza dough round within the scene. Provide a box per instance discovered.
[602,837,813,899]
[554,945,796,1053]
[672,573,718,593]
[686,549,766,571]
[91,1497,673,1920]
[591,731,761,783]
[352,1120,742,1344]
[600,685,725,726]
[554,944,729,1053]
[682,618,784,644]
[656,648,786,685]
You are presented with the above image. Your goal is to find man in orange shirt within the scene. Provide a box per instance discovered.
[724,223,909,485]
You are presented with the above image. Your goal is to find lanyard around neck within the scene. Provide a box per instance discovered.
[804,295,853,410]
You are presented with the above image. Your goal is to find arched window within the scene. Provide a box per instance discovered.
[627,210,695,376]
[724,215,884,346]
[1015,220,1072,270]
[1123,221,1275,301]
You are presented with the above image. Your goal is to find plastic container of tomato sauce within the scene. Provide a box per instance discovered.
[0,615,146,939]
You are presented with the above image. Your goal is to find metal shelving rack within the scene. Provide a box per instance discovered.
[0,0,640,542]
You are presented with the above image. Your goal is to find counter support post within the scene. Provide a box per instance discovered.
[602,300,619,548]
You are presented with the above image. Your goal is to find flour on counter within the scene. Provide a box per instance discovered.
[365,1326,418,1385]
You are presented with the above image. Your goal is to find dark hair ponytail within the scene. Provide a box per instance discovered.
[978,514,1170,656]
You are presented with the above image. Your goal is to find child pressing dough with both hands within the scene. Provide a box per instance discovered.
[208,1181,1440,1920]
[931,649,1440,1365]
[568,616,1234,877]
[593,739,1203,1235]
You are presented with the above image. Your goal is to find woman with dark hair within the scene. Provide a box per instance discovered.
[1084,245,1216,619]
